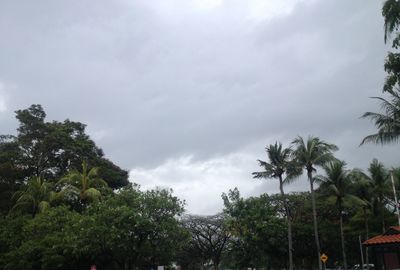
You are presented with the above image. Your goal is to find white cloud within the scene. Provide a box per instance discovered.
[130,153,272,214]
[0,81,8,112]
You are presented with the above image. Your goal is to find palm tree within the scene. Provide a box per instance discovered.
[58,160,108,204]
[368,159,390,232]
[316,161,363,270]
[11,176,56,216]
[361,89,400,145]
[291,136,338,270]
[252,142,301,270]
[382,0,400,45]
[349,169,374,270]
[361,0,400,144]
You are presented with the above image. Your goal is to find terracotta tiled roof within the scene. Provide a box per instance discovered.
[390,226,400,232]
[363,226,400,246]
[363,234,400,246]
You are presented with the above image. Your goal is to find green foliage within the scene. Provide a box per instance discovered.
[362,0,400,144]
[252,142,301,185]
[10,177,56,217]
[361,89,400,144]
[57,160,109,205]
[0,187,186,270]
[0,104,128,192]
[222,189,287,269]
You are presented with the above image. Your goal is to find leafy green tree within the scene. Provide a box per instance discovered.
[222,189,287,270]
[0,135,24,214]
[0,104,129,189]
[252,142,301,270]
[291,136,338,270]
[316,161,363,270]
[0,206,81,270]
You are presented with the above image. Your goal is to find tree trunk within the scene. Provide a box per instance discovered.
[212,258,219,270]
[364,207,370,270]
[309,172,322,270]
[339,208,348,270]
[279,176,293,270]
[381,196,385,233]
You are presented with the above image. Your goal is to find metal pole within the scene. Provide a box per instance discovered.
[390,171,400,226]
[359,235,365,269]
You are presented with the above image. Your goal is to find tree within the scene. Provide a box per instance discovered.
[252,142,301,270]
[361,0,400,144]
[11,176,57,217]
[57,160,108,205]
[222,189,287,269]
[0,104,129,188]
[349,169,374,269]
[0,135,24,214]
[291,136,338,270]
[316,161,363,270]
[181,214,230,270]
[361,89,400,144]
[367,159,390,232]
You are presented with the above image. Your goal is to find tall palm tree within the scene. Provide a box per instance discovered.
[349,169,373,270]
[58,160,108,204]
[361,0,400,144]
[368,159,390,232]
[11,176,56,216]
[252,142,301,270]
[316,161,363,270]
[291,136,338,270]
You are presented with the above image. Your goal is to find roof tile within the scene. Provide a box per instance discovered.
[364,234,400,246]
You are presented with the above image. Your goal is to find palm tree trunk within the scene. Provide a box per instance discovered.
[309,172,322,270]
[279,177,293,270]
[339,208,347,270]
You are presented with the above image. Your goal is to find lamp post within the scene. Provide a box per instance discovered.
[390,171,400,226]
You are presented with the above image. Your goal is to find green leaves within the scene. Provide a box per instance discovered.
[362,1,400,145]
[57,160,109,205]
[10,177,54,216]
[0,187,186,270]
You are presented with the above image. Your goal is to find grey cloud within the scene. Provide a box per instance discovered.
[0,0,397,213]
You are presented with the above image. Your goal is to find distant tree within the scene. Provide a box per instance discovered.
[316,161,363,270]
[252,142,301,270]
[182,214,230,270]
[349,169,374,269]
[222,189,287,269]
[0,135,24,214]
[291,136,338,270]
[368,159,390,232]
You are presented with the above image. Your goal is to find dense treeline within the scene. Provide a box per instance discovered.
[0,105,399,270]
[0,105,187,270]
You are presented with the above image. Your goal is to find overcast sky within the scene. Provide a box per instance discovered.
[0,0,398,214]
